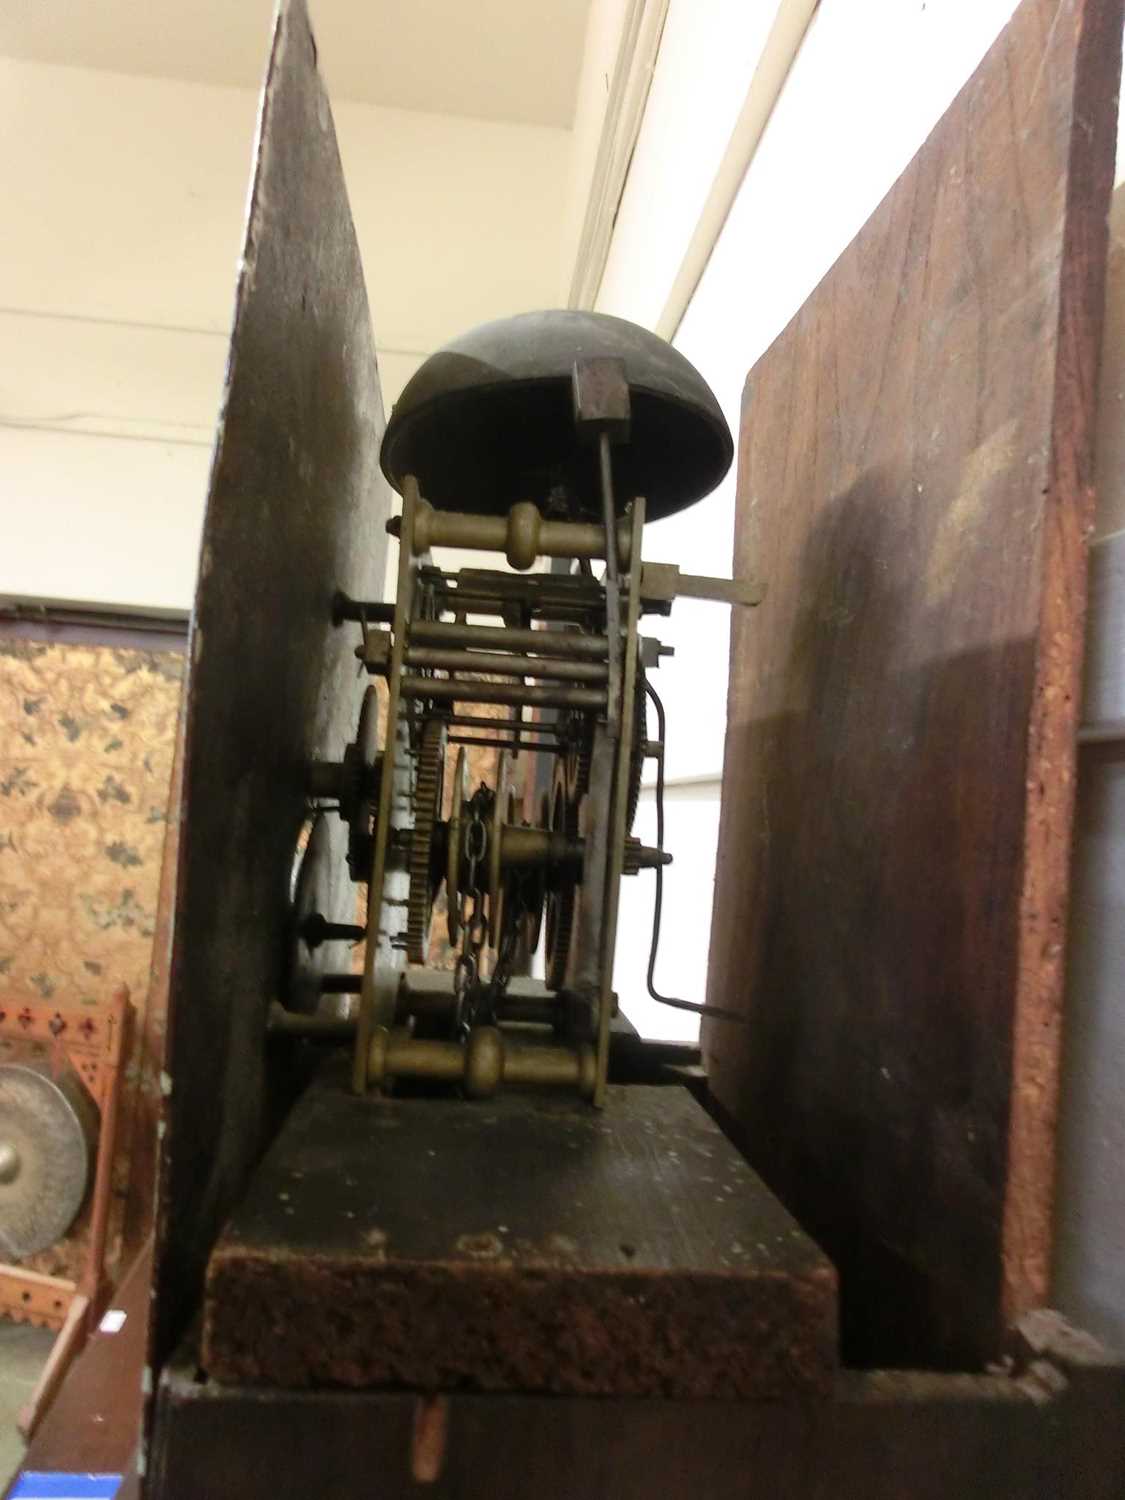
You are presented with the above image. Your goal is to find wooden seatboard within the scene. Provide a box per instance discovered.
[204,1066,837,1399]
[151,0,390,1370]
[704,0,1122,1367]
[151,1314,1125,1500]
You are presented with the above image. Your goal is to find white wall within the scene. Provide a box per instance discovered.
[600,0,1125,1361]
[605,0,1023,1036]
[613,780,722,1042]
[561,0,632,293]
[1053,170,1125,1353]
[0,57,570,613]
[595,0,782,331]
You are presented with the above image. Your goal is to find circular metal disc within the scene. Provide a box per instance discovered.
[345,685,383,880]
[380,309,733,521]
[406,718,448,964]
[0,1066,94,1260]
[287,813,357,1014]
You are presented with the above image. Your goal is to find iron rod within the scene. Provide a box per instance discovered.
[436,600,601,626]
[598,431,622,737]
[268,1007,356,1042]
[448,734,564,752]
[599,434,619,587]
[409,619,608,660]
[332,591,395,626]
[306,760,344,800]
[404,646,608,683]
[321,974,362,994]
[300,914,365,947]
[446,712,561,734]
[402,676,605,711]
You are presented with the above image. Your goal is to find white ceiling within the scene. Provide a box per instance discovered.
[0,0,592,128]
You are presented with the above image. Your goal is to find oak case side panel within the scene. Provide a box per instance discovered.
[152,0,391,1366]
[704,0,1122,1366]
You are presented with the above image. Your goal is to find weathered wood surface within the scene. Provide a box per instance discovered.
[7,1241,150,1496]
[121,697,183,1267]
[204,1067,837,1398]
[151,0,390,1370]
[704,0,1122,1368]
[152,1313,1125,1500]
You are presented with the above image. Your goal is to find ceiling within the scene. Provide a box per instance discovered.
[0,0,592,128]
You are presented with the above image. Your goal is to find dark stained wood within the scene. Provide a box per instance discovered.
[704,0,1123,1368]
[121,708,183,1265]
[6,1242,150,1495]
[150,1314,1125,1500]
[151,0,391,1373]
[203,1063,837,1398]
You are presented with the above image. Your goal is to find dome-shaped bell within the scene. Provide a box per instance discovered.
[380,310,732,523]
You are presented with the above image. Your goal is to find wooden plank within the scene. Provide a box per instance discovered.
[150,0,391,1372]
[704,0,1122,1367]
[203,1064,837,1398]
[150,1315,1125,1500]
[120,707,182,1265]
[6,1242,150,1494]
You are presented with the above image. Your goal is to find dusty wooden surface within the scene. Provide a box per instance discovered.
[153,1312,1125,1500]
[5,1241,150,1496]
[704,0,1122,1368]
[151,0,390,1372]
[204,1066,837,1398]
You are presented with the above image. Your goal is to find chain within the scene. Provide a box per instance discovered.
[450,782,527,1034]
[455,788,491,1033]
[479,875,526,1025]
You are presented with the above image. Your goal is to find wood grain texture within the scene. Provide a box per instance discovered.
[203,1065,837,1398]
[704,0,1122,1367]
[150,1316,1125,1500]
[14,1241,150,1486]
[151,0,390,1369]
[121,705,183,1266]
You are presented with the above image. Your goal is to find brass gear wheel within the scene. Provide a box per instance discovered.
[544,758,578,990]
[486,751,509,950]
[561,661,645,829]
[406,716,447,963]
[563,713,593,804]
[625,660,647,834]
[445,746,471,944]
[345,685,383,881]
